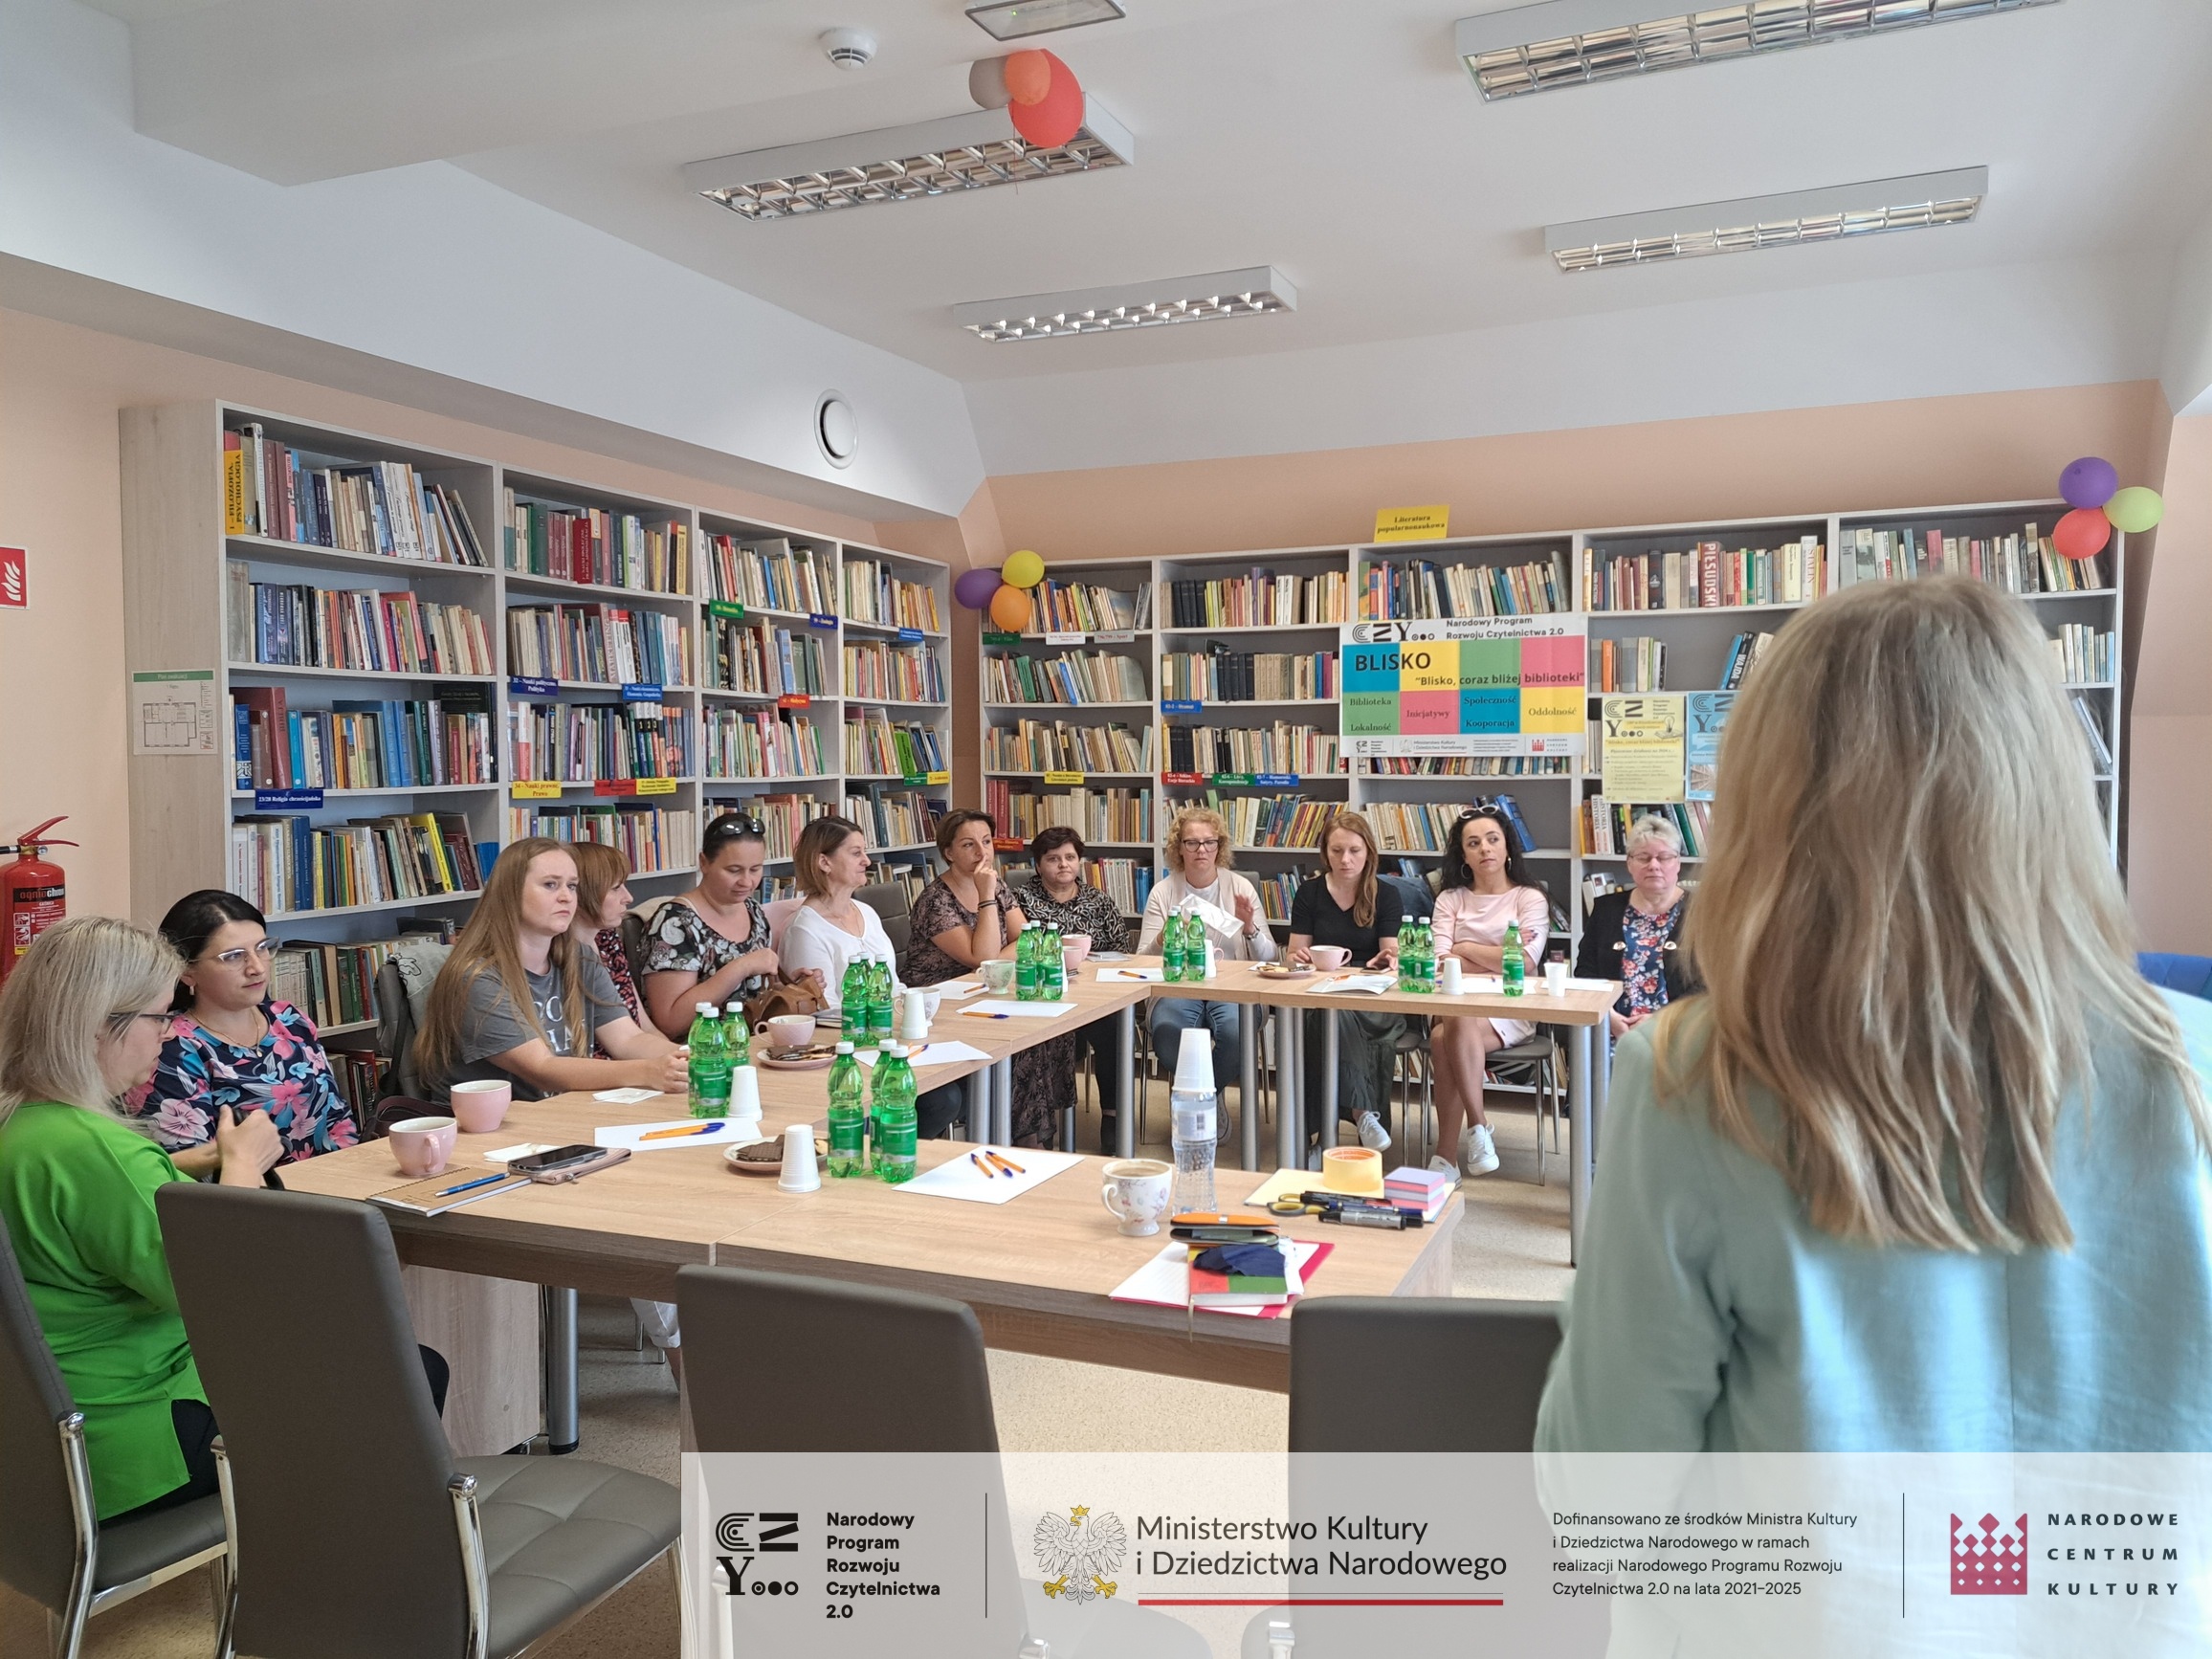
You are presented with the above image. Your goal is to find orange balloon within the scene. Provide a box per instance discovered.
[989,584,1031,631]
[2052,506,2112,561]
[1009,54,1082,147]
[1004,49,1051,106]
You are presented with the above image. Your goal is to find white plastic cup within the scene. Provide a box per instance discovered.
[727,1065,762,1127]
[899,986,930,1042]
[1437,956,1464,995]
[1543,960,1569,997]
[777,1122,821,1192]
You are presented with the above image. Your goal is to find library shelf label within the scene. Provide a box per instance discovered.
[778,693,811,710]
[509,675,559,697]
[900,773,928,788]
[897,627,925,644]
[634,777,679,796]
[984,630,1022,645]
[1162,772,1205,786]
[1161,698,1203,715]
[1095,630,1137,645]
[994,837,1026,852]
[1373,503,1450,542]
[512,781,564,799]
[1254,773,1301,788]
[1042,770,1086,785]
[254,788,323,810]
[808,612,837,630]
[708,600,746,621]
[1046,630,1085,646]
[927,770,950,785]
[621,681,663,702]
[1211,773,1255,787]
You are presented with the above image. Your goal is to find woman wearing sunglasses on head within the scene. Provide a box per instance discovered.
[123,889,359,1177]
[642,811,815,1040]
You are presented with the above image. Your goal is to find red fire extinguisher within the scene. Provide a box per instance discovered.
[2,817,77,984]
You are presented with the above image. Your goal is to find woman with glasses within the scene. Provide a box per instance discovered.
[1429,807,1550,1178]
[1574,815,1699,1040]
[124,889,359,1174]
[1139,806,1278,1107]
[641,811,789,1040]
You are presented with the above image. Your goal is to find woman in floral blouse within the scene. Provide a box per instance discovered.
[126,890,358,1172]
[1573,814,1699,1039]
[641,812,786,1038]
[1010,826,1129,1153]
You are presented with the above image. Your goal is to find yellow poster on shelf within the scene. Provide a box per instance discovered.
[1372,504,1450,542]
[1600,695,1687,803]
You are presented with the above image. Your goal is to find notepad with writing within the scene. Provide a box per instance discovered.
[369,1166,532,1216]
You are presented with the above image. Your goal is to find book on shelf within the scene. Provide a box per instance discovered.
[2050,625,2113,685]
[1251,869,1301,923]
[501,493,689,594]
[2069,692,2114,772]
[1160,647,1338,702]
[1579,798,1711,858]
[702,791,833,860]
[710,618,830,697]
[1359,555,1565,621]
[1179,791,1330,851]
[703,535,830,613]
[1357,755,1572,777]
[840,558,943,632]
[842,639,943,702]
[842,712,945,777]
[224,427,486,566]
[701,708,828,780]
[232,689,494,792]
[1163,723,1340,777]
[1362,800,1468,855]
[507,702,695,783]
[1022,579,1147,633]
[230,811,481,915]
[1837,521,2105,596]
[844,787,943,851]
[507,804,701,874]
[984,649,1147,706]
[272,937,397,1030]
[1581,537,1825,612]
[505,604,690,687]
[984,719,1154,776]
[983,783,1154,845]
[1594,636,1666,694]
[1720,631,1775,689]
[1075,857,1154,918]
[329,1050,387,1116]
[1167,569,1347,629]
[228,570,495,675]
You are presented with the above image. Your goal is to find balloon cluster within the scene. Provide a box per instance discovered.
[968,50,1085,148]
[954,550,1049,631]
[2052,456,2164,559]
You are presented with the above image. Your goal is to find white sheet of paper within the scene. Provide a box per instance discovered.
[482,1142,556,1163]
[1436,976,1505,995]
[591,1118,767,1152]
[933,980,986,998]
[855,1040,992,1069]
[1311,972,1399,995]
[961,999,1076,1018]
[1563,977,1614,991]
[1108,1239,1317,1316]
[591,1087,662,1104]
[1095,966,1164,983]
[891,1146,1083,1205]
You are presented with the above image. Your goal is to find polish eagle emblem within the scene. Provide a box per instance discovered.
[1032,1505,1127,1604]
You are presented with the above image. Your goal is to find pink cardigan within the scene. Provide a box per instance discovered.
[1431,884,1549,962]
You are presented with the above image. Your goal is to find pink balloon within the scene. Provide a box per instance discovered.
[2052,507,2111,561]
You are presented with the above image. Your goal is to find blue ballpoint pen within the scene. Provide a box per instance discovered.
[434,1172,509,1198]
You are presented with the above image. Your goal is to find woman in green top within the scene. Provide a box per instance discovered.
[0,916,280,1519]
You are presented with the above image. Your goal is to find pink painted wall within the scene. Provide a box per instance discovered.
[2129,412,2212,953]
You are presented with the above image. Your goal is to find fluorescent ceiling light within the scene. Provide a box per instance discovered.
[966,0,1126,40]
[953,267,1296,342]
[1545,167,1985,270]
[683,103,1133,222]
[1458,0,2061,100]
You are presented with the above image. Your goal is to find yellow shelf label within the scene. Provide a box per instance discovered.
[511,780,563,799]
[1373,503,1450,542]
[635,776,679,796]
[926,769,950,785]
[1043,770,1086,785]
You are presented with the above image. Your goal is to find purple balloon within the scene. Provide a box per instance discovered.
[954,565,1002,609]
[2059,456,2118,510]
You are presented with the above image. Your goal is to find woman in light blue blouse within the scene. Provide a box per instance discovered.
[1537,577,2212,1454]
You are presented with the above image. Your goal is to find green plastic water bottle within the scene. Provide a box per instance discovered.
[1042,923,1067,1000]
[840,962,866,1048]
[826,1042,866,1178]
[871,1044,919,1184]
[721,1000,750,1068]
[1415,920,1436,994]
[1016,923,1041,1001]
[1161,910,1186,984]
[686,1002,730,1118]
[1397,920,1416,993]
[1502,921,1525,998]
[867,959,895,1050]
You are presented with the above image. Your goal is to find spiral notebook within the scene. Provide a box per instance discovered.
[369,1166,533,1216]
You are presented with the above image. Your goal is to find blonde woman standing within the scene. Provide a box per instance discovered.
[1138,806,1278,1101]
[1539,577,2212,1453]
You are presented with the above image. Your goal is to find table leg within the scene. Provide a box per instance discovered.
[1276,1006,1301,1172]
[1322,1008,1339,1159]
[966,1069,989,1145]
[991,1057,1012,1146]
[1568,1026,1594,1267]
[542,1286,579,1454]
[1239,1006,1259,1172]
[1116,1005,1136,1160]
[1593,1017,1613,1172]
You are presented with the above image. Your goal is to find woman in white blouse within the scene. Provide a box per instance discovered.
[1137,806,1278,1102]
[1429,807,1550,1179]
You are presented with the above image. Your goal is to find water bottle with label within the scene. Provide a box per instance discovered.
[686,1002,731,1119]
[1168,1028,1218,1213]
[1501,921,1525,998]
[1016,923,1041,1001]
[840,961,866,1047]
[826,1042,866,1178]
[1396,919,1417,992]
[1414,920,1436,994]
[871,1044,919,1184]
[1161,909,1187,984]
[721,1000,751,1068]
[1042,923,1067,1000]
[867,959,896,1049]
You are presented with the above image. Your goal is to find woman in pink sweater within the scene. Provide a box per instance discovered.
[1429,807,1550,1177]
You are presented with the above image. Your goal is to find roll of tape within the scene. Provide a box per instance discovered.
[1320,1146,1383,1196]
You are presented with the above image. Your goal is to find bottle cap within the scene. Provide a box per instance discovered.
[836,1040,854,1054]
[882,1043,908,1059]
[697,1001,718,1015]
[1172,1028,1214,1093]
[724,1002,744,1014]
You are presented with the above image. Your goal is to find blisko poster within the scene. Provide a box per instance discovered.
[1340,615,1586,759]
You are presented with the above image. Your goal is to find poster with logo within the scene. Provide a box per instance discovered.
[1686,690,1736,802]
[1340,615,1586,759]
[1600,694,1686,802]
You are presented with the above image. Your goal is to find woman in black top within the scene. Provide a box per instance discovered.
[1573,814,1699,1039]
[1287,811,1405,1168]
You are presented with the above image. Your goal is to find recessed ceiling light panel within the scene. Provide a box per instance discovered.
[683,103,1133,222]
[1544,166,1986,270]
[953,267,1297,343]
[1458,0,2061,100]
[966,0,1126,40]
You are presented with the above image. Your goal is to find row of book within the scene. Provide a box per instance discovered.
[1358,556,1567,621]
[702,709,829,780]
[841,558,943,633]
[269,937,411,1031]
[230,811,483,917]
[706,791,833,859]
[1249,871,1302,924]
[1187,792,1333,850]
[1839,524,2105,594]
[844,788,942,850]
[709,619,830,697]
[1579,799,1713,858]
[232,689,494,791]
[984,650,1148,706]
[501,493,690,594]
[506,605,690,687]
[1582,539,1827,613]
[1163,723,1340,777]
[1161,649,1337,703]
[705,535,831,613]
[507,704,695,783]
[844,714,946,778]
[2050,625,2114,685]
[983,719,1154,775]
[1360,800,1475,854]
[843,640,944,703]
[1082,857,1155,918]
[225,428,487,565]
[2070,693,2115,773]
[1166,570,1349,630]
[1019,579,1148,634]
[1592,635,1666,694]
[983,783,1155,846]
[1356,755,1573,776]
[229,573,497,677]
[1720,630,1775,688]
[506,805,701,874]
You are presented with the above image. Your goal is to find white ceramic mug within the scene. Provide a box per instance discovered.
[1100,1158,1174,1237]
[1543,960,1569,996]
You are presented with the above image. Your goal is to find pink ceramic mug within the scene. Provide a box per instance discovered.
[388,1116,457,1179]
[1061,934,1093,968]
[1307,945,1351,970]
[448,1078,512,1135]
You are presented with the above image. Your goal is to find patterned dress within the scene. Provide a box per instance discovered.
[589,929,642,1059]
[1617,900,1684,1019]
[641,897,774,1000]
[905,877,1012,989]
[125,1001,358,1166]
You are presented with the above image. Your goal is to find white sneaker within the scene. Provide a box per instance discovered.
[1464,1122,1500,1177]
[1356,1110,1391,1152]
[1426,1155,1456,1177]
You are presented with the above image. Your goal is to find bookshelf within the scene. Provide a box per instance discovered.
[122,404,950,1078]
[973,498,2124,964]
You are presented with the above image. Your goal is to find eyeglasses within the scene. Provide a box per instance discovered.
[104,1010,171,1036]
[1179,837,1222,852]
[1626,849,1681,864]
[202,940,278,968]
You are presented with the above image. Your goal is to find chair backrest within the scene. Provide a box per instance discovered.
[619,893,674,996]
[158,1184,467,1659]
[1380,873,1432,924]
[763,896,803,951]
[0,1213,83,1614]
[2140,952,2212,1001]
[1288,1296,1562,1452]
[372,940,453,1108]
[675,1265,997,1452]
[856,882,913,966]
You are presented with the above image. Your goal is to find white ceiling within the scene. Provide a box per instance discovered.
[79,0,2212,396]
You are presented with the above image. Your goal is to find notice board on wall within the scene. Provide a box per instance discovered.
[1340,615,1587,759]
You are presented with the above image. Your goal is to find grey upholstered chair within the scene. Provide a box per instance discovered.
[0,1214,229,1659]
[855,879,915,976]
[158,1184,678,1659]
[1288,1295,1563,1452]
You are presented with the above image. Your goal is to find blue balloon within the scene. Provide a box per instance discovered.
[2059,456,2118,510]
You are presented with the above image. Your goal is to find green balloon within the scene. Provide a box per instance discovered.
[2105,486,2164,534]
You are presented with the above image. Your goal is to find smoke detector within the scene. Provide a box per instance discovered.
[820,28,877,69]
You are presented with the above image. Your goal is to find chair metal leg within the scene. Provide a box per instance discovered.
[447,1473,492,1659]
[55,1413,97,1659]
[213,1438,240,1659]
